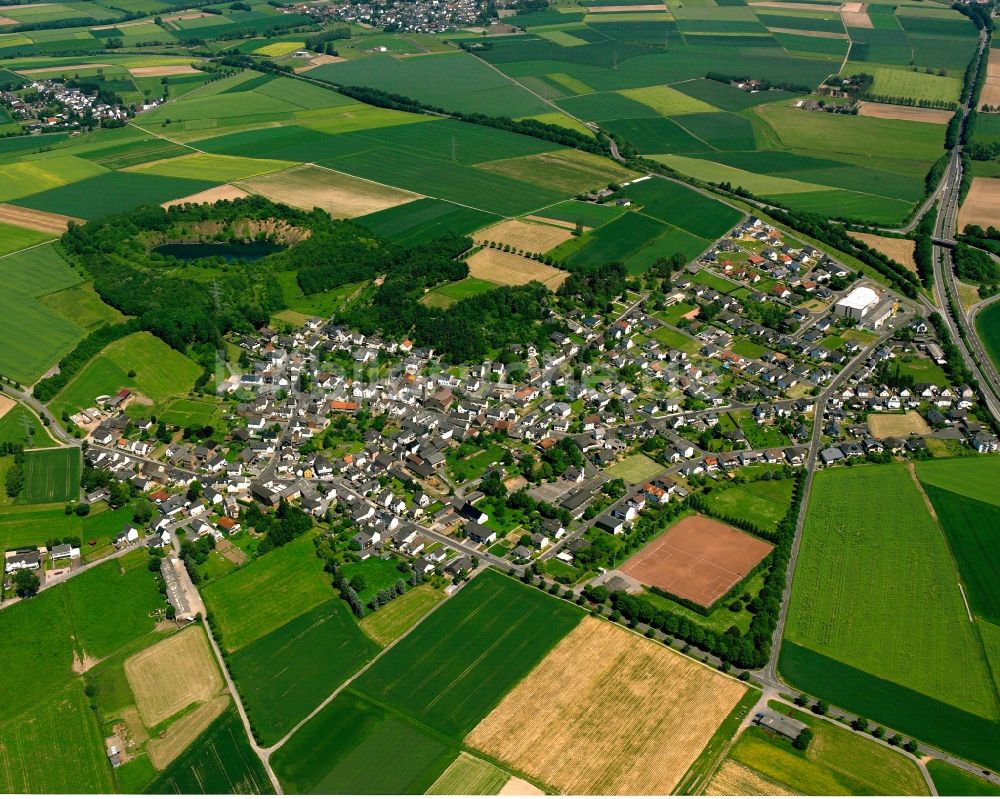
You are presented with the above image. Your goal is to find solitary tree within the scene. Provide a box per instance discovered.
[13,569,39,598]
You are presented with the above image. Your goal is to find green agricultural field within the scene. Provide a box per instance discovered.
[22,447,79,504]
[271,690,456,794]
[0,684,114,794]
[565,211,667,267]
[620,177,744,239]
[534,199,626,228]
[352,569,583,738]
[357,198,499,246]
[782,464,1000,769]
[975,302,1000,379]
[308,51,549,118]
[0,155,107,203]
[13,170,216,219]
[129,152,296,182]
[857,64,963,104]
[0,221,52,256]
[728,704,928,795]
[479,149,637,196]
[927,759,1000,796]
[604,452,664,483]
[202,532,332,652]
[49,331,202,419]
[916,456,1000,508]
[752,102,945,165]
[426,753,512,795]
[0,244,86,384]
[359,583,444,647]
[921,483,1000,625]
[229,599,379,746]
[146,707,273,794]
[0,400,57,448]
[704,478,793,532]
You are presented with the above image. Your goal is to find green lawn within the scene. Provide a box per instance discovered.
[896,355,950,386]
[447,443,507,483]
[975,302,1000,375]
[729,704,928,795]
[229,599,379,746]
[604,452,664,483]
[271,690,456,794]
[202,532,333,652]
[49,331,203,419]
[340,556,407,604]
[359,583,444,647]
[352,569,583,739]
[782,464,1000,769]
[704,478,793,532]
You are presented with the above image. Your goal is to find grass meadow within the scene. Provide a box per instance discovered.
[49,331,202,419]
[228,599,379,746]
[975,302,1000,374]
[202,532,333,652]
[704,478,794,532]
[0,400,57,448]
[352,570,583,739]
[927,759,1000,796]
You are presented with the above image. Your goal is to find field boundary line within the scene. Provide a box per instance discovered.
[668,117,719,152]
[128,121,204,154]
[304,161,511,219]
[264,584,456,754]
[0,236,60,262]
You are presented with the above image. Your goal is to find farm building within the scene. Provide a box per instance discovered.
[835,286,880,320]
[753,710,807,740]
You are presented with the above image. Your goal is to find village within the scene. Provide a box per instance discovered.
[3,211,986,614]
[0,78,141,133]
[320,0,492,33]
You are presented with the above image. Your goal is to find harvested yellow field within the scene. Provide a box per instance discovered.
[499,777,544,795]
[467,249,568,290]
[850,232,917,272]
[147,695,230,770]
[0,203,81,233]
[466,617,746,796]
[474,218,572,253]
[525,214,584,231]
[162,184,248,209]
[958,177,1000,232]
[18,63,112,75]
[706,760,794,796]
[236,165,419,218]
[868,411,932,438]
[857,102,951,125]
[125,625,223,727]
[841,1,872,27]
[129,65,199,77]
[0,395,14,420]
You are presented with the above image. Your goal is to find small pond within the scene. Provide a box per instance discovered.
[152,241,286,261]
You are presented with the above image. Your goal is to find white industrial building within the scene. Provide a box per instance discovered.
[834,285,880,319]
